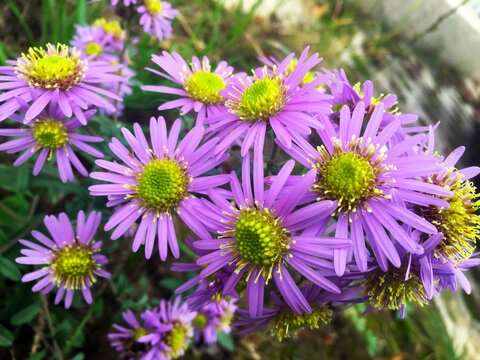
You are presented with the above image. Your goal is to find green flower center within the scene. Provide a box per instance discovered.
[165,322,191,359]
[313,140,390,214]
[270,304,333,341]
[361,267,427,311]
[133,327,149,341]
[145,0,162,15]
[51,244,95,289]
[33,118,68,149]
[85,42,102,56]
[230,74,286,122]
[193,314,207,328]
[17,44,86,92]
[135,159,189,213]
[416,170,480,263]
[233,207,289,267]
[184,71,226,105]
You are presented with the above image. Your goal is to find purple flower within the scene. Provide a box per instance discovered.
[281,103,451,275]
[192,155,351,317]
[143,52,234,125]
[15,211,110,308]
[109,308,172,360]
[0,43,125,124]
[192,298,237,344]
[71,21,124,61]
[111,0,137,6]
[0,107,103,183]
[234,283,359,340]
[89,116,228,260]
[137,1,178,41]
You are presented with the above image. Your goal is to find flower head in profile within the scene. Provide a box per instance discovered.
[281,103,449,275]
[192,298,237,344]
[192,155,351,318]
[89,116,228,260]
[143,52,234,125]
[16,211,110,308]
[0,107,103,183]
[209,47,331,157]
[0,43,125,124]
[109,308,172,360]
[137,1,178,41]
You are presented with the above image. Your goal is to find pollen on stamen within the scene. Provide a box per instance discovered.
[184,71,226,105]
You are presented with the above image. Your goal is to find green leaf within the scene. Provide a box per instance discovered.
[159,278,184,291]
[0,256,22,281]
[71,353,85,360]
[26,349,46,360]
[11,301,41,326]
[217,331,235,352]
[0,324,13,347]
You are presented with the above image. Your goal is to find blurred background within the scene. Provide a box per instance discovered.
[1,0,480,359]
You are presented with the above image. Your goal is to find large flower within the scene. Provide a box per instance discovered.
[192,155,351,317]
[89,116,228,260]
[15,211,110,308]
[207,46,331,157]
[137,1,178,41]
[281,103,451,275]
[143,52,234,125]
[0,107,103,182]
[0,43,125,124]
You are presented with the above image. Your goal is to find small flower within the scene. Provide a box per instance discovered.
[143,52,234,125]
[0,43,125,124]
[137,1,178,41]
[111,0,137,7]
[109,308,172,360]
[16,211,110,308]
[89,116,228,260]
[209,47,331,156]
[281,104,449,275]
[192,298,237,344]
[0,107,103,182]
[193,156,351,317]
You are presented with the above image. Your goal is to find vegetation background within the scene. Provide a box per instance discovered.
[0,0,479,359]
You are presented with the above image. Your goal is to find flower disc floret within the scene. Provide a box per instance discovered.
[85,42,102,56]
[145,0,163,15]
[51,243,96,289]
[165,322,191,359]
[93,18,124,39]
[192,314,207,328]
[33,118,68,149]
[312,138,391,214]
[361,267,427,311]
[184,71,225,105]
[16,44,86,92]
[228,68,287,122]
[233,208,288,267]
[270,304,333,341]
[417,170,480,263]
[135,159,190,212]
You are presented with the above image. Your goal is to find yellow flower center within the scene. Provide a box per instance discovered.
[185,71,226,105]
[193,314,207,328]
[164,322,191,359]
[93,18,123,39]
[50,243,96,289]
[361,267,427,311]
[85,42,102,56]
[145,0,162,15]
[312,138,392,214]
[33,118,68,149]
[134,159,190,214]
[270,304,332,341]
[16,44,86,92]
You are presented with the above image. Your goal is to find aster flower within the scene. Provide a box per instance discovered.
[71,20,125,61]
[208,46,331,157]
[112,0,137,6]
[234,283,359,340]
[192,155,352,317]
[89,116,228,260]
[15,211,110,308]
[109,308,173,360]
[280,103,452,276]
[137,1,178,41]
[260,55,319,88]
[0,43,125,124]
[143,52,234,125]
[0,107,103,183]
[192,298,237,344]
